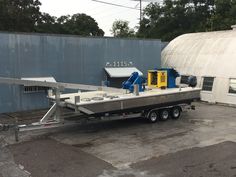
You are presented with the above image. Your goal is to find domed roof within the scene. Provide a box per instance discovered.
[162,30,236,78]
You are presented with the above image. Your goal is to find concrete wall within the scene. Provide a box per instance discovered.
[0,32,161,113]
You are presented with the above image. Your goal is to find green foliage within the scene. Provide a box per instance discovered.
[111,20,135,38]
[0,0,41,32]
[36,13,104,36]
[60,14,104,36]
[36,13,58,33]
[209,0,236,30]
[137,0,236,41]
[0,0,104,36]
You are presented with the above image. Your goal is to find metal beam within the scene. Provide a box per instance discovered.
[0,77,60,88]
[0,77,123,92]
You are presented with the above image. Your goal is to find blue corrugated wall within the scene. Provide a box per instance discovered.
[0,32,161,113]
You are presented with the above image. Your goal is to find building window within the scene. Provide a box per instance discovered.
[202,77,214,91]
[180,75,189,84]
[24,86,48,93]
[229,78,236,94]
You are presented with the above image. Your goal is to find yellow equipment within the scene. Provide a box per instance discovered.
[148,70,167,88]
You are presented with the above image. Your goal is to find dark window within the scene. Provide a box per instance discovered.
[202,77,214,91]
[24,86,48,93]
[229,79,236,94]
[180,75,189,84]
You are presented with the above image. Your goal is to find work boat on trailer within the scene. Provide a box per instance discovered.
[51,87,200,116]
[49,69,200,119]
[0,69,201,141]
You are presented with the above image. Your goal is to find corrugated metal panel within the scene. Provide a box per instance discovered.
[104,67,143,78]
[0,32,161,113]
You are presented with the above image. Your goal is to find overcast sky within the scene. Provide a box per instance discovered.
[40,0,152,36]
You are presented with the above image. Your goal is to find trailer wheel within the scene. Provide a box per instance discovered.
[147,110,158,123]
[159,109,170,121]
[171,106,181,119]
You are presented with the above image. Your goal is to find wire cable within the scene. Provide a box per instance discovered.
[88,0,140,17]
[91,0,140,10]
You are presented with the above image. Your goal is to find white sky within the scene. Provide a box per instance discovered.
[39,0,151,36]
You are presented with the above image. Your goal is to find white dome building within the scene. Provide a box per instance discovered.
[162,28,236,105]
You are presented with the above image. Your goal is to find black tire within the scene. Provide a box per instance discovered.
[159,109,170,121]
[147,110,158,123]
[171,106,181,119]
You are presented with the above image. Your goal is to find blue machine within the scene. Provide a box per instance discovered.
[122,72,145,92]
[123,68,179,92]
[154,68,180,88]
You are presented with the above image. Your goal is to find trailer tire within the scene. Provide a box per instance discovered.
[147,110,158,123]
[171,106,181,119]
[159,109,170,121]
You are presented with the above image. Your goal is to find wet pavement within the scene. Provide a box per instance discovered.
[9,139,114,177]
[131,141,236,177]
[0,102,236,177]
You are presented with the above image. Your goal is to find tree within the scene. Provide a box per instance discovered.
[35,13,105,36]
[36,13,58,33]
[0,0,41,32]
[111,20,135,37]
[137,0,209,41]
[137,0,236,41]
[60,13,104,36]
[207,0,236,31]
[0,0,105,36]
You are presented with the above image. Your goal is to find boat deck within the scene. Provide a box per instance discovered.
[49,87,201,114]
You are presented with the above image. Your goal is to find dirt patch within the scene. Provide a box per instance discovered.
[131,141,236,177]
[8,138,115,177]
